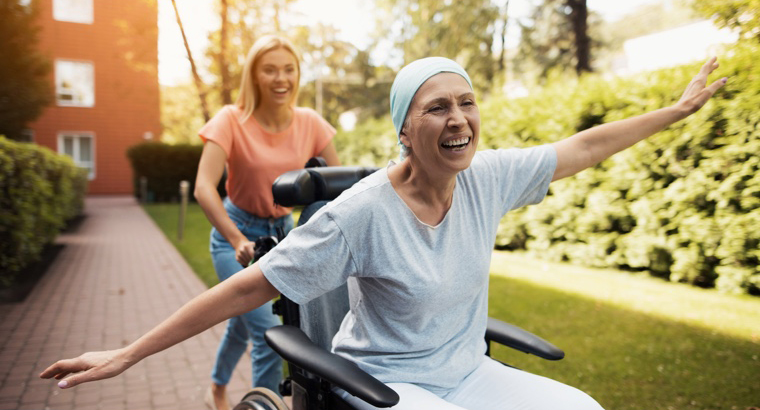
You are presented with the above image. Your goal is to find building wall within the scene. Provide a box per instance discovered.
[30,0,160,194]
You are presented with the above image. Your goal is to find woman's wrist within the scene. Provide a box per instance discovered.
[119,345,141,369]
[230,234,249,250]
[667,103,692,123]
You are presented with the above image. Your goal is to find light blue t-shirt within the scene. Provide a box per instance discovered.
[260,145,557,394]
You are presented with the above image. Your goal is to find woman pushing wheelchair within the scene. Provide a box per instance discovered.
[41,55,726,409]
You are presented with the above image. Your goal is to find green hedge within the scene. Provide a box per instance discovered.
[0,136,87,287]
[126,142,226,202]
[336,42,759,294]
[483,42,759,294]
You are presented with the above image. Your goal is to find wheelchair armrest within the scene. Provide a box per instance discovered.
[486,317,565,361]
[265,325,400,408]
[272,166,379,207]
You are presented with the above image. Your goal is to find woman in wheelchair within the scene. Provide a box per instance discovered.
[41,56,726,409]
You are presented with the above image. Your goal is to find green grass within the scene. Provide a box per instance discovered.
[142,203,760,409]
[488,275,760,410]
[142,203,302,288]
[490,252,760,341]
[143,203,217,287]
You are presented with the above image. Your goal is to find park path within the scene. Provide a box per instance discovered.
[0,196,252,410]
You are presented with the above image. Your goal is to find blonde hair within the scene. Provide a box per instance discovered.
[236,35,301,122]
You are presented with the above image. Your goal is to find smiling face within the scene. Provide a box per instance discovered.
[400,72,480,175]
[253,47,299,108]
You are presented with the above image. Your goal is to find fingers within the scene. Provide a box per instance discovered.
[57,369,98,389]
[40,358,86,379]
[697,77,728,104]
[40,358,94,389]
[236,242,255,265]
[706,76,728,95]
[700,56,719,76]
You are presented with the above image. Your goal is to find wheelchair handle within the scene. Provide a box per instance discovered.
[272,166,379,207]
[265,325,400,408]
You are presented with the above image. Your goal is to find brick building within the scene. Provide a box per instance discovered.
[28,0,160,194]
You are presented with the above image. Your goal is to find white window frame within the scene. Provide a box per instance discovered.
[53,0,93,24]
[58,132,96,180]
[55,59,95,108]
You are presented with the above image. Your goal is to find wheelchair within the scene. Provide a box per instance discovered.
[233,164,565,410]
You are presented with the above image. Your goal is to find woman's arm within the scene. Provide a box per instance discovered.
[552,57,727,182]
[40,263,278,388]
[194,141,254,265]
[318,140,341,166]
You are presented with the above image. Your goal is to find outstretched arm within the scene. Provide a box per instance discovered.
[551,57,727,182]
[40,263,278,389]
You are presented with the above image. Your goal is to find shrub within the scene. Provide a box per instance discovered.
[0,136,87,287]
[483,41,759,294]
[126,142,226,202]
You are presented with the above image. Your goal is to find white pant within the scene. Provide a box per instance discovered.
[338,357,604,410]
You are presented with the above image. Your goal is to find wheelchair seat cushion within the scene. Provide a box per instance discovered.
[259,146,556,394]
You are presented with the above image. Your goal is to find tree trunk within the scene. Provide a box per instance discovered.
[273,0,281,32]
[171,0,211,122]
[219,0,232,105]
[497,0,510,77]
[568,0,592,75]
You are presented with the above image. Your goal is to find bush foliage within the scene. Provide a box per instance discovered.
[0,137,87,287]
[336,42,759,294]
[126,142,226,202]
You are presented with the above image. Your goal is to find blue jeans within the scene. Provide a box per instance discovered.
[209,197,293,391]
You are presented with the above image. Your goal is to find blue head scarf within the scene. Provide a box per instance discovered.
[390,57,473,159]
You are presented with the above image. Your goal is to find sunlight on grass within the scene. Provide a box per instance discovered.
[490,251,760,342]
[488,276,760,410]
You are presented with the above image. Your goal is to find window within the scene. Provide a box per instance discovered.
[18,129,35,143]
[58,133,95,180]
[56,60,94,107]
[53,0,93,24]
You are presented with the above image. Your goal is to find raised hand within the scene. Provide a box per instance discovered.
[39,348,133,389]
[676,57,727,117]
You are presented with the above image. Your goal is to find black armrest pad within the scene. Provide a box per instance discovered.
[272,166,379,207]
[265,325,399,408]
[486,318,565,361]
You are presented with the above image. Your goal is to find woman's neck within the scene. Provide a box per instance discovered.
[253,104,293,133]
[388,159,457,225]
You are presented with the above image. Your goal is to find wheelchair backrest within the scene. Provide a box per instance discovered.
[272,166,378,351]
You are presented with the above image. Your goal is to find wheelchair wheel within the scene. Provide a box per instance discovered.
[233,387,289,410]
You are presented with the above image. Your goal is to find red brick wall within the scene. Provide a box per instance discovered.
[30,0,160,194]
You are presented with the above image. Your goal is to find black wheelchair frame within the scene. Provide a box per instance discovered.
[233,164,565,410]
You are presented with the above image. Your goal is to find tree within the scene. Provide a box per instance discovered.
[218,0,233,105]
[694,0,760,42]
[375,0,502,96]
[0,0,51,140]
[201,0,298,108]
[201,2,391,125]
[293,24,394,125]
[171,0,210,122]
[567,0,591,74]
[517,0,603,79]
[160,83,205,144]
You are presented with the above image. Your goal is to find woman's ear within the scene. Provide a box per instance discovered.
[399,132,411,149]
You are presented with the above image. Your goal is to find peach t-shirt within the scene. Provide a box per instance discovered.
[199,105,335,218]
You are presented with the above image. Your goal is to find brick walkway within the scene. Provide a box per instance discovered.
[0,196,253,410]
